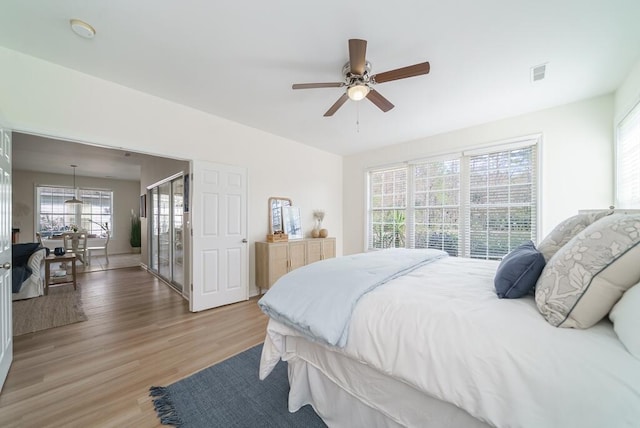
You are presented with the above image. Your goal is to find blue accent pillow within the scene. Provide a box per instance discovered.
[494,241,546,299]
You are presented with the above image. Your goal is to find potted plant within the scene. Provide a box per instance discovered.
[130,211,141,253]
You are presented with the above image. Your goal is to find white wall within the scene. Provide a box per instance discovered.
[343,95,614,255]
[12,170,139,255]
[615,57,640,121]
[0,47,343,296]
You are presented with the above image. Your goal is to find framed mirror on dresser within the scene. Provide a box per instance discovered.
[268,197,292,235]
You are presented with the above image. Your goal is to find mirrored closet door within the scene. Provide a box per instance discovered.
[149,174,184,292]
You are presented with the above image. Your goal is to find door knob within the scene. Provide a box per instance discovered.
[242,239,248,243]
[2,262,10,270]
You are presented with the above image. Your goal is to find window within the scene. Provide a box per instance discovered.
[80,189,113,236]
[368,167,407,249]
[37,186,113,237]
[467,146,537,259]
[412,159,460,255]
[367,138,538,260]
[616,101,640,208]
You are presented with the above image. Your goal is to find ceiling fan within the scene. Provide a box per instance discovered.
[292,39,430,117]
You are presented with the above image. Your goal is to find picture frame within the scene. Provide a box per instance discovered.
[281,206,303,240]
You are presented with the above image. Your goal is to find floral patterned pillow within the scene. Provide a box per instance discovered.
[537,210,611,262]
[535,213,640,328]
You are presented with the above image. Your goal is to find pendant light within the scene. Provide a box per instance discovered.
[65,164,83,205]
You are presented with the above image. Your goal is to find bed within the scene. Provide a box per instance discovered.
[258,211,640,427]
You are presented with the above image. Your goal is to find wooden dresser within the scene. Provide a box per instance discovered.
[255,238,336,290]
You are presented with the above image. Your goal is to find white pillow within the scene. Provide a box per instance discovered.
[535,213,640,328]
[610,284,640,360]
[537,210,610,262]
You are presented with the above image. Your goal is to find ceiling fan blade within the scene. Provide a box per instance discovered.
[324,93,349,117]
[366,89,394,112]
[349,39,367,75]
[371,61,430,84]
[292,82,345,90]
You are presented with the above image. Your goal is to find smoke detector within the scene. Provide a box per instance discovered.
[70,19,96,39]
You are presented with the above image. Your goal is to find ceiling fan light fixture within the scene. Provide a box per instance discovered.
[347,84,370,101]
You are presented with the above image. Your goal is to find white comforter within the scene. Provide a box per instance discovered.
[261,257,640,428]
[259,248,446,347]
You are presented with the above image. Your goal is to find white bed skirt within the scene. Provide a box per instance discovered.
[285,336,490,428]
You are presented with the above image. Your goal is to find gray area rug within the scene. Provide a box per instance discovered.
[150,344,326,428]
[12,284,87,336]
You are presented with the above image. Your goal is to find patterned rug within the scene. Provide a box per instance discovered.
[12,284,87,336]
[150,344,326,427]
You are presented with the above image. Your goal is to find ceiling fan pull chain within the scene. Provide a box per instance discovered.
[356,103,360,133]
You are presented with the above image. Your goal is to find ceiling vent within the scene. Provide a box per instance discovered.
[531,63,547,83]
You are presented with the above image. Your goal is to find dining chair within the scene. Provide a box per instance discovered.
[87,232,110,265]
[62,233,73,253]
[63,232,89,265]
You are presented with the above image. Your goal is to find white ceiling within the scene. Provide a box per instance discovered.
[1,1,639,156]
[11,132,151,180]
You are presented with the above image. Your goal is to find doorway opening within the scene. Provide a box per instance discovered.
[11,131,190,296]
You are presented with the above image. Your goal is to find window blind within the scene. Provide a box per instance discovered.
[412,158,460,255]
[466,145,537,260]
[367,137,538,259]
[616,102,640,208]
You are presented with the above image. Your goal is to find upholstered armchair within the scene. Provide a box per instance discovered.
[12,243,47,301]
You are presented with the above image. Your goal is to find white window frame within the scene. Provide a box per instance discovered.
[367,165,408,250]
[463,140,539,259]
[36,185,114,238]
[409,154,461,255]
[365,135,540,259]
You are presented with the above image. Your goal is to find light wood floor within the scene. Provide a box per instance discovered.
[74,252,142,274]
[0,267,269,427]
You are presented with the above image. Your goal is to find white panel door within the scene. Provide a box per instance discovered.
[0,128,12,391]
[190,160,248,311]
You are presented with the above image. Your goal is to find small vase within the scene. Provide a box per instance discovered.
[311,219,323,238]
